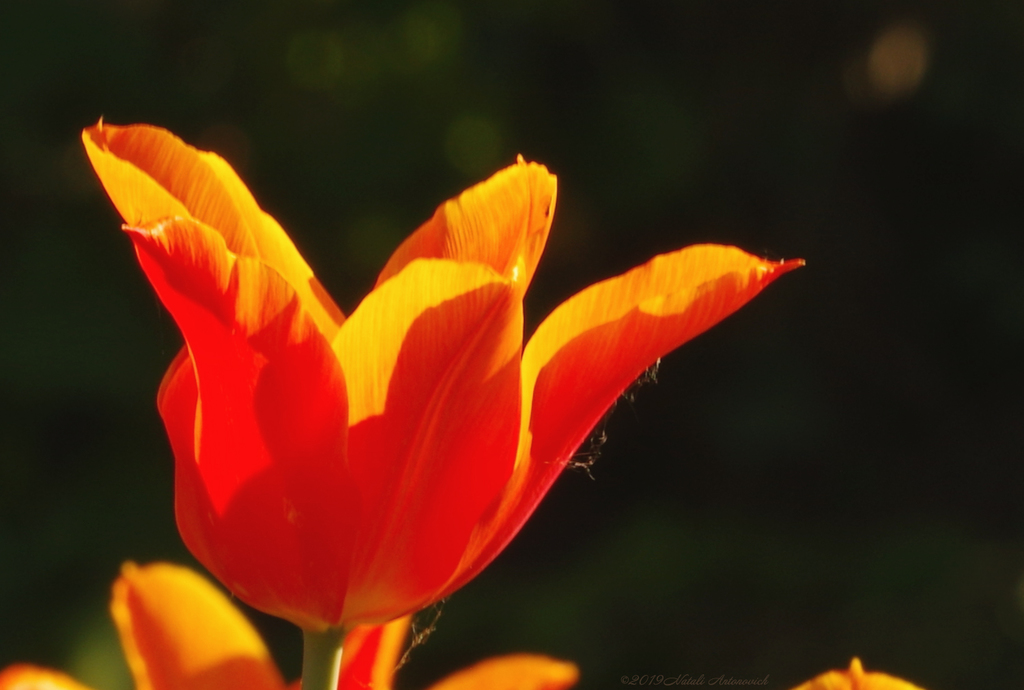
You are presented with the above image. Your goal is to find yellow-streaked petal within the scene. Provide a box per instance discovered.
[82,122,344,339]
[440,245,801,598]
[337,616,411,690]
[0,666,96,690]
[523,245,803,423]
[790,658,928,690]
[376,157,556,296]
[425,655,579,690]
[110,562,285,690]
[336,259,519,425]
[334,259,522,623]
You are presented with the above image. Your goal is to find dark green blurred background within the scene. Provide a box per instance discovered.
[3,0,1024,688]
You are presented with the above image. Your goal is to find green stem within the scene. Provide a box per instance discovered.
[302,627,346,690]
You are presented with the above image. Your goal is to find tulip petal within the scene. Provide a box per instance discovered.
[333,259,522,622]
[155,346,195,470]
[524,245,803,469]
[425,655,579,690]
[789,658,927,690]
[337,617,410,690]
[131,217,354,629]
[0,666,96,690]
[110,563,285,690]
[376,158,556,296]
[154,346,216,577]
[443,245,802,595]
[82,122,344,339]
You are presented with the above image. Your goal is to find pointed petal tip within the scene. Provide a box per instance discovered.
[512,153,555,174]
[769,256,805,274]
[509,153,555,182]
[82,118,110,147]
[758,256,805,284]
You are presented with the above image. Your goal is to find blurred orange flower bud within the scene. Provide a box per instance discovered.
[790,658,928,690]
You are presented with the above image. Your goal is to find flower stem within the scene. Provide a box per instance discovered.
[302,627,345,690]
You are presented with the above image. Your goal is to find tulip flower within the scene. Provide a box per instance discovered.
[790,658,927,690]
[82,121,801,671]
[0,562,579,690]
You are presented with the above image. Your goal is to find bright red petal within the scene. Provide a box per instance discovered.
[333,259,522,623]
[132,216,353,629]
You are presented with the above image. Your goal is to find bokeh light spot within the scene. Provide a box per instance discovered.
[845,21,931,106]
[868,22,931,99]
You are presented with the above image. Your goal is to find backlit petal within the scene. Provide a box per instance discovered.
[333,259,522,622]
[82,122,344,339]
[130,217,354,629]
[154,345,219,579]
[524,245,803,470]
[0,666,95,690]
[111,563,285,690]
[425,655,579,690]
[443,245,802,595]
[337,617,410,690]
[790,658,927,690]
[376,158,556,296]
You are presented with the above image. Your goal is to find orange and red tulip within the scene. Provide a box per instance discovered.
[0,562,579,690]
[82,121,802,631]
